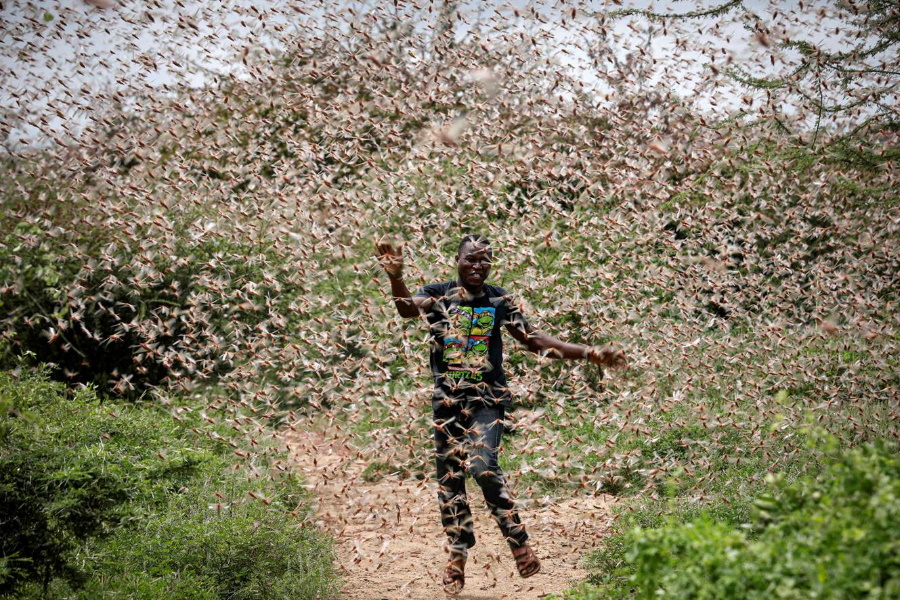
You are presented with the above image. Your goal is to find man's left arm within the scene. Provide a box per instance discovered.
[506,323,626,368]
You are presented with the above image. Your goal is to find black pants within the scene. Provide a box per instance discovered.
[433,400,529,553]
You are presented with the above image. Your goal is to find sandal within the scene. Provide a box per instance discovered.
[442,557,466,595]
[511,543,541,578]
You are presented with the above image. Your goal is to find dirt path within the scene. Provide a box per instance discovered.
[286,425,616,600]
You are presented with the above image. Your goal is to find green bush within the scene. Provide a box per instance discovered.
[0,212,304,398]
[73,493,334,600]
[573,440,900,600]
[0,369,336,599]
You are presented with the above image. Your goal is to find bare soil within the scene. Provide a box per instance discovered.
[286,426,616,600]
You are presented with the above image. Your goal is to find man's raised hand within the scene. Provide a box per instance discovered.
[375,238,405,278]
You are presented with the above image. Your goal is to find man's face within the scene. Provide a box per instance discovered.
[456,241,493,292]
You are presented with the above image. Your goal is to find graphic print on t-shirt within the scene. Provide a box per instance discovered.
[443,306,495,379]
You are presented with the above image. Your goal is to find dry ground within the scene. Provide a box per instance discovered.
[286,426,616,600]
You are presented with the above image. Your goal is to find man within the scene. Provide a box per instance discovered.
[375,234,625,596]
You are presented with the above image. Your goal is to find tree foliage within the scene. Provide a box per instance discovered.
[606,0,898,141]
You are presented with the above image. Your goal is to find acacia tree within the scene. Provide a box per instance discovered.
[732,0,899,142]
[603,0,898,146]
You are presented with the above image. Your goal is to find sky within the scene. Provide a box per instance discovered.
[0,0,891,151]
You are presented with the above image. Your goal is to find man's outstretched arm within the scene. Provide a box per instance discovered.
[506,324,626,368]
[375,239,430,319]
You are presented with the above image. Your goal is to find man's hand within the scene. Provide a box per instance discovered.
[375,239,405,278]
[375,238,423,318]
[586,344,627,369]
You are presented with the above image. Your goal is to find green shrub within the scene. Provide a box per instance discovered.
[0,212,305,398]
[0,368,162,594]
[74,494,334,600]
[0,369,336,599]
[573,440,900,600]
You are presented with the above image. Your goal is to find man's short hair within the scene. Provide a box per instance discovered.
[458,234,491,255]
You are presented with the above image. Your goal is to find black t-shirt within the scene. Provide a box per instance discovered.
[414,281,530,408]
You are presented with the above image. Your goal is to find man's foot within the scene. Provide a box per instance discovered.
[511,543,540,578]
[442,555,466,595]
